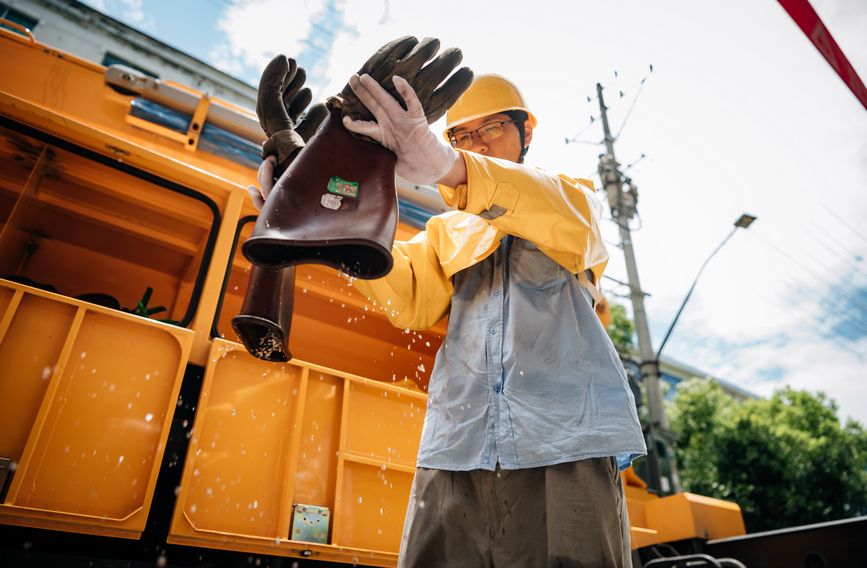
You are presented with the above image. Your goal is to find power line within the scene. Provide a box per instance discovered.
[822,204,867,246]
[567,67,651,146]
[750,230,867,319]
[613,74,650,141]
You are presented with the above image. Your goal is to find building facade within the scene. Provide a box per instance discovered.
[1,0,257,109]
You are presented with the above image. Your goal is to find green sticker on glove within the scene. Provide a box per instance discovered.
[327,177,359,198]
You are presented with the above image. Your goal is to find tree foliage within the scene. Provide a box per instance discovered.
[669,378,867,532]
[606,302,635,349]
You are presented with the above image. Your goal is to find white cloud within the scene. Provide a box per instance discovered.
[117,0,156,34]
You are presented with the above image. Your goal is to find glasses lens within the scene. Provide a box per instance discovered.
[480,123,504,141]
[454,132,474,149]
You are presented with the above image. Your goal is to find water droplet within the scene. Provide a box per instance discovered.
[41,367,51,380]
[145,413,154,422]
[357,496,362,503]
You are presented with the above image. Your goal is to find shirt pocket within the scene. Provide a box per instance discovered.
[510,240,569,291]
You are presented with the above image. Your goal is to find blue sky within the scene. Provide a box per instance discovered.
[80,0,867,425]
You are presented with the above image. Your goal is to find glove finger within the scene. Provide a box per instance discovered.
[282,66,308,116]
[342,116,382,142]
[256,55,289,126]
[296,102,328,143]
[424,67,474,125]
[257,156,277,200]
[336,36,419,123]
[390,37,440,85]
[279,58,299,93]
[361,36,418,80]
[355,74,407,118]
[348,75,387,121]
[259,55,291,94]
[285,87,313,122]
[257,55,295,136]
[247,184,266,212]
[392,76,425,118]
[412,47,463,104]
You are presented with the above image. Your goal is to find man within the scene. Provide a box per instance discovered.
[253,69,646,566]
[340,72,647,567]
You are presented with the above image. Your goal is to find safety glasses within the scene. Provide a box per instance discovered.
[449,121,518,149]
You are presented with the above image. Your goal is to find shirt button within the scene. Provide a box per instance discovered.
[494,290,500,296]
[494,385,501,393]
[490,328,497,335]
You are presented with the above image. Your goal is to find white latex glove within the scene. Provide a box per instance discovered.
[343,74,457,185]
[246,155,277,211]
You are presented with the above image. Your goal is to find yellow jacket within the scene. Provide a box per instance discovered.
[352,150,609,330]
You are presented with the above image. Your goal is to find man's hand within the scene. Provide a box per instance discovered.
[343,74,457,185]
[247,155,277,211]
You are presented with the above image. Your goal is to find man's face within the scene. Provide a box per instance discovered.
[450,113,530,164]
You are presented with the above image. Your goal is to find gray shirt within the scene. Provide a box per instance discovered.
[417,234,647,471]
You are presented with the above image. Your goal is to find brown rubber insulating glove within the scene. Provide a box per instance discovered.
[257,54,328,172]
[233,55,327,362]
[327,36,473,128]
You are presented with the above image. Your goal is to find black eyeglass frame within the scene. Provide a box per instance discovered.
[448,120,519,149]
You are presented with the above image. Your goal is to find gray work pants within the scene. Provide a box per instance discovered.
[397,457,632,568]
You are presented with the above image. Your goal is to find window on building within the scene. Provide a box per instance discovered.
[102,52,159,79]
[0,3,38,35]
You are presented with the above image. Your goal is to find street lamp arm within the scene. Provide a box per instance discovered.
[655,225,739,359]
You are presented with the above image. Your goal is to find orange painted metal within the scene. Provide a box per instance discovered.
[0,281,193,538]
[167,339,427,566]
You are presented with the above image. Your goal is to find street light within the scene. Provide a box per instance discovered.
[640,213,756,495]
[656,213,757,357]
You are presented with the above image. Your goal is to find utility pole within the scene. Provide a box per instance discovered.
[595,83,681,495]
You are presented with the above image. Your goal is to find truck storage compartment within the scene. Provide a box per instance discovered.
[0,280,193,537]
[169,339,427,566]
[0,120,219,326]
[0,119,206,537]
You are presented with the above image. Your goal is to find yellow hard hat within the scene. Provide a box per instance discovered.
[444,74,537,140]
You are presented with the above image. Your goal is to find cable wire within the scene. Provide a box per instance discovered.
[751,230,867,318]
[614,76,648,141]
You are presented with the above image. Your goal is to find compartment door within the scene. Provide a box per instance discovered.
[0,280,194,538]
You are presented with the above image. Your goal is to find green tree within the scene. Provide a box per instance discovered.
[606,302,635,349]
[669,378,867,532]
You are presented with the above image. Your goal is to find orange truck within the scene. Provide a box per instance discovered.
[1,22,862,568]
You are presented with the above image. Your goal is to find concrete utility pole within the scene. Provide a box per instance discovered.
[595,83,681,495]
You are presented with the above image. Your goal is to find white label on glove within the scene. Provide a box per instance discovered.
[321,193,343,210]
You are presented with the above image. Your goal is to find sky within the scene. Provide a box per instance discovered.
[80,0,867,425]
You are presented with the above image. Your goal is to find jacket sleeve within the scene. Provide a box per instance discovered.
[437,150,610,283]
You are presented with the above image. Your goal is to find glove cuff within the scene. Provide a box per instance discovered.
[327,94,367,122]
[261,130,305,166]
